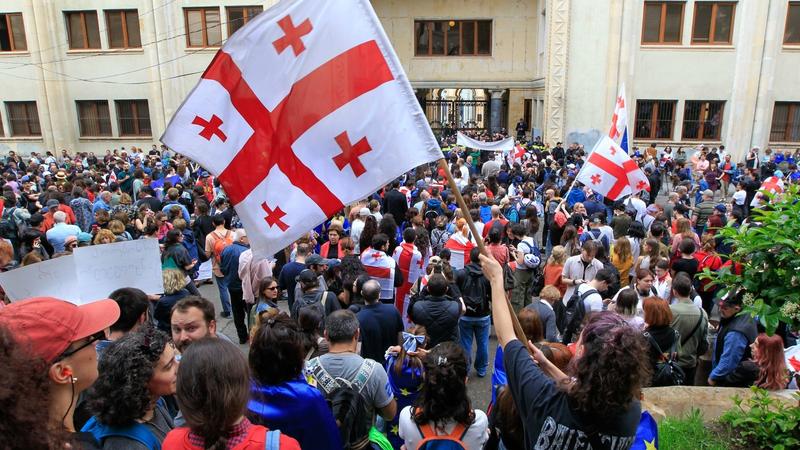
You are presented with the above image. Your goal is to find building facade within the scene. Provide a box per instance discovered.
[0,0,798,161]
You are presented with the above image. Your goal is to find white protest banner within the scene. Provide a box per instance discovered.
[73,238,164,303]
[456,132,515,151]
[0,255,81,303]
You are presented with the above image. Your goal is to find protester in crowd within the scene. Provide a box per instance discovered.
[560,241,603,304]
[613,288,645,330]
[525,285,561,343]
[384,325,429,449]
[751,334,795,390]
[248,313,341,450]
[669,273,709,385]
[204,214,233,318]
[397,342,489,449]
[518,307,571,370]
[410,273,463,347]
[248,277,280,331]
[610,268,657,315]
[509,222,541,312]
[481,254,649,448]
[163,338,300,450]
[221,228,251,344]
[306,310,397,450]
[542,245,567,297]
[671,238,699,279]
[298,307,329,359]
[291,268,341,325]
[709,291,758,387]
[83,326,177,449]
[0,297,120,447]
[611,236,634,288]
[455,247,493,377]
[642,297,680,386]
[356,279,404,363]
[155,269,191,333]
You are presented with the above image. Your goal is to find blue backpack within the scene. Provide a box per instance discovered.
[81,417,161,450]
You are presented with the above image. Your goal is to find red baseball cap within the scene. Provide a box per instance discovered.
[0,297,120,363]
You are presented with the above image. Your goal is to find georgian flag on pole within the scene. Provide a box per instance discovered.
[608,84,629,153]
[575,135,649,201]
[161,0,441,258]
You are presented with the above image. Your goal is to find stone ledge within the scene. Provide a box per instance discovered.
[642,386,798,422]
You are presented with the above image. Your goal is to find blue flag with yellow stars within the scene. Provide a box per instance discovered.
[631,411,658,450]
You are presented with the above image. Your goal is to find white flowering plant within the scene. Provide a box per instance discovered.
[699,184,800,335]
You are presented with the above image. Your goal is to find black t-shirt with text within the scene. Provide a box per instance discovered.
[504,340,640,449]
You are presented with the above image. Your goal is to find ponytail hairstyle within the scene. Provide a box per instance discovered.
[393,325,429,378]
[565,312,651,414]
[413,342,475,429]
[177,338,250,450]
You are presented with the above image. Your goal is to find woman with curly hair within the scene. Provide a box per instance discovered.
[83,326,178,449]
[247,313,340,450]
[93,228,116,245]
[162,338,300,450]
[480,253,650,449]
[379,213,401,255]
[358,215,378,257]
[398,341,489,449]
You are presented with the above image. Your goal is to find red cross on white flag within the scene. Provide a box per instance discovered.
[161,0,441,258]
[608,84,628,141]
[575,136,649,201]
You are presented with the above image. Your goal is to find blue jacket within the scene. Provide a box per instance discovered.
[220,242,249,290]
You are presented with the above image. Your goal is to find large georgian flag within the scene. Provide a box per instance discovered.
[161,0,440,258]
[576,135,649,201]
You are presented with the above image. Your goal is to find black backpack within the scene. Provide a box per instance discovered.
[645,330,686,387]
[0,206,20,240]
[560,287,597,345]
[306,357,374,450]
[460,270,488,316]
[292,290,330,326]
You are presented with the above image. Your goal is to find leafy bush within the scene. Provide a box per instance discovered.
[659,409,728,450]
[719,386,800,450]
[700,184,800,334]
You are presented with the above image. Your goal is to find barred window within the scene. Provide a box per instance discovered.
[634,100,676,139]
[115,100,151,136]
[77,101,112,137]
[415,20,491,56]
[682,101,725,140]
[770,102,800,142]
[227,6,263,36]
[6,101,41,137]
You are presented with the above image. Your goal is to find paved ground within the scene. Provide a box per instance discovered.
[198,282,499,411]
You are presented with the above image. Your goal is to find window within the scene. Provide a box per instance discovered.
[642,2,684,44]
[786,2,800,44]
[692,2,735,44]
[770,102,800,142]
[65,11,101,49]
[6,101,41,137]
[682,101,725,140]
[76,101,112,137]
[634,100,677,139]
[0,13,27,51]
[414,20,491,56]
[105,10,141,48]
[115,100,151,136]
[184,8,222,47]
[227,6,263,36]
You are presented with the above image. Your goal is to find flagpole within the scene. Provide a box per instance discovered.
[437,158,530,349]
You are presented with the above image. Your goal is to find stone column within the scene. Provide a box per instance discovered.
[489,89,505,133]
[543,0,571,144]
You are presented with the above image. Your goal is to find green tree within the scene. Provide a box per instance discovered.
[700,184,800,334]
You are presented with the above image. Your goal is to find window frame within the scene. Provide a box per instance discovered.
[226,5,263,37]
[414,20,492,57]
[115,99,152,137]
[682,100,725,141]
[184,7,222,48]
[104,9,141,49]
[641,1,685,45]
[634,100,677,140]
[785,2,800,45]
[65,10,101,50]
[5,101,41,137]
[770,102,800,143]
[0,12,27,52]
[691,2,736,45]
[76,100,112,137]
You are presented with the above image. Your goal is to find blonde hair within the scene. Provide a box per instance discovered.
[93,229,116,245]
[547,245,567,265]
[612,237,632,262]
[162,269,187,295]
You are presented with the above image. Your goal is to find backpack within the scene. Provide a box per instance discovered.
[516,198,531,221]
[424,209,441,230]
[0,206,20,240]
[460,270,488,316]
[307,357,375,450]
[645,330,686,387]
[415,408,469,450]
[430,228,451,255]
[293,290,330,325]
[505,205,519,223]
[81,417,161,450]
[211,230,233,264]
[560,287,598,345]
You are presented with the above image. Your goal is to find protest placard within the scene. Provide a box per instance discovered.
[0,255,81,303]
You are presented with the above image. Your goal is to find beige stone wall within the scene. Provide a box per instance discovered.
[372,0,540,84]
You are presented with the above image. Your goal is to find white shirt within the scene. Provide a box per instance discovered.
[350,219,365,252]
[577,283,604,312]
[399,406,489,450]
[732,190,746,206]
[625,197,647,222]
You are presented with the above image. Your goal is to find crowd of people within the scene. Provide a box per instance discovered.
[0,136,798,450]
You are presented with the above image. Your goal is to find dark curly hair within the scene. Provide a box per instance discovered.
[413,342,475,430]
[564,312,651,414]
[0,325,65,448]
[177,338,249,450]
[358,215,378,254]
[249,313,304,385]
[87,326,172,426]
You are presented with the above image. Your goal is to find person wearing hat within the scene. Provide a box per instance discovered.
[41,196,77,232]
[290,268,340,326]
[692,189,716,233]
[0,297,120,445]
[708,291,758,387]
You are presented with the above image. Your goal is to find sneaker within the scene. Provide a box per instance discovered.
[476,371,487,378]
[220,311,232,319]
